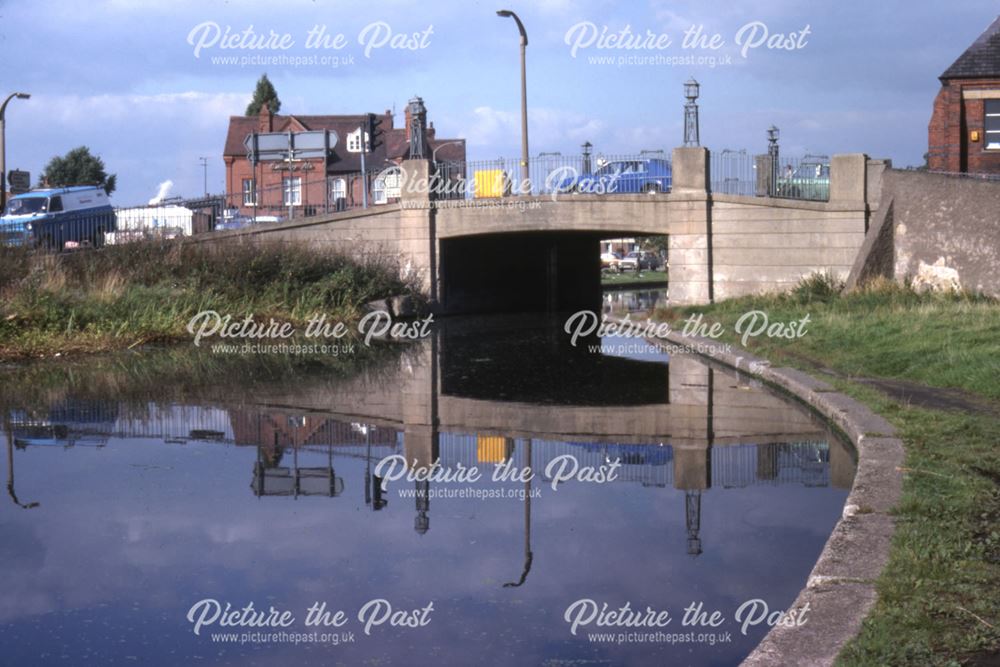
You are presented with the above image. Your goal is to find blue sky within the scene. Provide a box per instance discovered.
[1,0,997,204]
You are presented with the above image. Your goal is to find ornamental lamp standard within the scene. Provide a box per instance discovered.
[0,92,31,213]
[496,9,530,193]
[683,78,700,147]
[581,141,593,175]
[767,125,780,196]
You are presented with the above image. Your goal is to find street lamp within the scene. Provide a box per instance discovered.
[0,92,31,213]
[431,139,465,163]
[683,78,700,147]
[767,125,780,196]
[496,9,530,194]
[199,156,209,196]
[582,141,593,175]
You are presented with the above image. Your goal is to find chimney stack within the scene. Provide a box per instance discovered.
[257,106,273,132]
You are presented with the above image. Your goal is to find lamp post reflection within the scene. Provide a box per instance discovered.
[504,438,533,587]
[5,416,40,509]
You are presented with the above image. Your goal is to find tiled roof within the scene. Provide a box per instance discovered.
[223,113,466,171]
[941,15,1000,79]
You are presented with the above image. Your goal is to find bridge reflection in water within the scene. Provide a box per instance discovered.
[6,325,854,564]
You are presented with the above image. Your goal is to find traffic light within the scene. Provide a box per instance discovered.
[367,112,384,151]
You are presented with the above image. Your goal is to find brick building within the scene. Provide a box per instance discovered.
[928,15,1000,174]
[222,99,465,217]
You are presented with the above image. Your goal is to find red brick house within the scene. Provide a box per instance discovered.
[928,15,1000,174]
[222,101,465,217]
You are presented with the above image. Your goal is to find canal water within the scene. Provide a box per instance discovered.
[0,292,855,666]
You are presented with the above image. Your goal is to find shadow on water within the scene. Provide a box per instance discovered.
[0,302,856,667]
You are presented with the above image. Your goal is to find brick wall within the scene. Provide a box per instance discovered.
[928,78,1000,174]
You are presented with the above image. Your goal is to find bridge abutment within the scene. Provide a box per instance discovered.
[668,147,714,305]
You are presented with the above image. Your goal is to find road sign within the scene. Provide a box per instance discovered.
[245,130,338,164]
[7,169,30,194]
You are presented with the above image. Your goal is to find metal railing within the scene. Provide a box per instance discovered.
[435,152,674,199]
[710,149,830,202]
[773,155,831,201]
[710,149,758,196]
[0,169,385,251]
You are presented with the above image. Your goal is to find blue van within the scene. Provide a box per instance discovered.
[1,186,116,249]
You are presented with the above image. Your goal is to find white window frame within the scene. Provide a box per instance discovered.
[346,128,371,153]
[282,177,302,206]
[372,167,401,205]
[242,178,257,206]
[330,177,347,201]
[985,100,1000,150]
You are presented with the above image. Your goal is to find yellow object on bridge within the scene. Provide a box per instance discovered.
[473,170,511,198]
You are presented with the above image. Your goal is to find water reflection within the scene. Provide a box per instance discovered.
[0,316,855,666]
[603,288,668,316]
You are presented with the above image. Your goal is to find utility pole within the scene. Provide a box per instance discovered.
[359,124,368,209]
[199,157,208,196]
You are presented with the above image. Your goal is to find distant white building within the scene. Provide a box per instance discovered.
[107,205,194,244]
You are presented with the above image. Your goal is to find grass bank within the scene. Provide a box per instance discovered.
[0,241,414,360]
[655,277,1000,666]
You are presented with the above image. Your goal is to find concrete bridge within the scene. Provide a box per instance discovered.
[202,148,887,311]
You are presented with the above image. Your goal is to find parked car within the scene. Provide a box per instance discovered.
[776,156,830,200]
[619,252,640,272]
[636,251,662,270]
[601,251,622,270]
[1,186,115,249]
[559,158,672,195]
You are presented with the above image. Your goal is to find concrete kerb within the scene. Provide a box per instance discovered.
[623,321,903,666]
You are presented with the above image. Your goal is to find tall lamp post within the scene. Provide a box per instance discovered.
[199,156,209,196]
[767,125,780,197]
[496,9,529,194]
[0,92,31,213]
[683,78,700,147]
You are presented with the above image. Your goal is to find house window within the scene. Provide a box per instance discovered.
[330,177,346,201]
[985,100,1000,149]
[372,167,401,204]
[242,179,257,206]
[282,177,302,206]
[346,128,370,153]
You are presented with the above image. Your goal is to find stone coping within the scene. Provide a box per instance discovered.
[631,324,903,666]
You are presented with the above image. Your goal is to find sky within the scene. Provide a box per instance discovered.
[0,0,997,204]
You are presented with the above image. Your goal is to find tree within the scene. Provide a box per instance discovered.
[40,146,116,195]
[246,74,281,116]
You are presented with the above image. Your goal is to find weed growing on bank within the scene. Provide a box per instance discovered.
[0,241,415,359]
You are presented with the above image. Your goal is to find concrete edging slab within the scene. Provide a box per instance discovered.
[631,323,903,666]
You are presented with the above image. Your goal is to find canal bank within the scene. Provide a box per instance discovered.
[0,241,414,361]
[647,283,1000,666]
[626,321,903,666]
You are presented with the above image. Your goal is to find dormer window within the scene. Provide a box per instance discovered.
[347,128,370,153]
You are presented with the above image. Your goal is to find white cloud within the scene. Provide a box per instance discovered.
[35,91,249,128]
[459,105,610,153]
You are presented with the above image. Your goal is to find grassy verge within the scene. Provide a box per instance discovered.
[0,241,414,360]
[654,277,1000,666]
